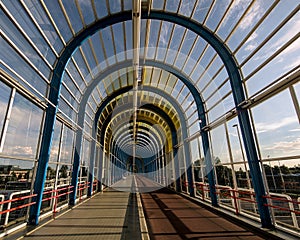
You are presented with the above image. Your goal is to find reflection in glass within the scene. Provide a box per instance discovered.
[60,126,75,164]
[0,81,11,136]
[49,121,62,163]
[2,93,43,159]
[0,158,35,190]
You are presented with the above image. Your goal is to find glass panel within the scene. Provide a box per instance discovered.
[179,0,196,17]
[245,38,300,96]
[90,33,107,70]
[58,164,72,183]
[0,158,35,189]
[150,68,160,87]
[123,0,132,11]
[66,59,85,92]
[294,82,300,100]
[101,27,116,66]
[152,0,164,10]
[156,21,173,61]
[188,121,200,137]
[49,120,62,163]
[109,0,121,13]
[62,74,81,100]
[205,0,231,32]
[81,41,97,75]
[147,20,160,59]
[210,124,230,164]
[233,163,252,189]
[174,31,197,70]
[78,0,95,25]
[81,138,91,166]
[252,90,300,158]
[73,50,90,81]
[60,126,75,164]
[192,0,213,24]
[227,0,274,52]
[0,81,11,136]
[112,23,125,62]
[187,112,198,127]
[165,0,180,13]
[3,0,56,67]
[46,163,57,183]
[61,0,83,33]
[235,1,298,63]
[207,99,229,123]
[88,97,97,112]
[182,93,194,111]
[177,86,189,104]
[44,0,73,42]
[61,83,79,110]
[261,158,300,194]
[3,93,43,159]
[24,0,64,54]
[172,80,183,99]
[227,118,246,164]
[216,0,252,40]
[165,25,185,65]
[125,21,133,59]
[215,164,234,187]
[95,0,108,18]
[0,39,48,97]
[58,99,77,122]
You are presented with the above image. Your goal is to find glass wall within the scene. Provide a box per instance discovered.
[0,81,43,193]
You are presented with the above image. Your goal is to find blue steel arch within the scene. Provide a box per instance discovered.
[109,112,171,178]
[106,109,168,154]
[109,118,167,177]
[76,59,215,203]
[106,111,166,163]
[92,86,187,195]
[29,10,271,227]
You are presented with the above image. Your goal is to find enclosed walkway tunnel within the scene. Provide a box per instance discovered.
[0,0,300,238]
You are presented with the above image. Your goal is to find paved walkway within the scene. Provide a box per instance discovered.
[19,189,142,240]
[141,189,267,240]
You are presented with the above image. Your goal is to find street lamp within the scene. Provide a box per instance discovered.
[232,124,245,162]
[232,124,250,188]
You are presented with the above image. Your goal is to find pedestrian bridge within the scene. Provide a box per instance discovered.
[0,0,300,239]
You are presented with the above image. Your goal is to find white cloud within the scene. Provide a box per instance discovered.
[245,43,257,51]
[239,1,264,30]
[159,23,171,46]
[289,128,300,132]
[256,116,298,133]
[247,32,258,42]
[11,146,34,156]
[283,55,300,70]
[180,1,195,17]
[264,138,300,152]
[267,16,300,55]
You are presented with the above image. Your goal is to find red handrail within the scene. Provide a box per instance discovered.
[0,193,36,205]
[263,195,300,215]
[0,193,37,215]
[263,195,300,205]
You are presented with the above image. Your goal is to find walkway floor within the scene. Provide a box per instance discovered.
[19,190,142,240]
[141,189,265,240]
[8,175,280,240]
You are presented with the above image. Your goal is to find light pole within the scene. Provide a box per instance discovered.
[232,124,256,213]
[232,124,251,189]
